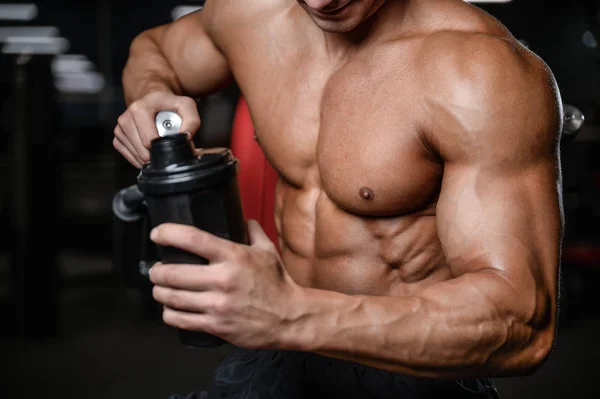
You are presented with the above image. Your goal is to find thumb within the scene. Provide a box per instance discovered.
[247,220,274,250]
[176,98,201,135]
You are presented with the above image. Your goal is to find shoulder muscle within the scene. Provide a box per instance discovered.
[418,33,562,167]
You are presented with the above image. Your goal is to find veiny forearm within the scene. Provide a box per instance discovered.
[281,269,554,379]
[122,28,185,105]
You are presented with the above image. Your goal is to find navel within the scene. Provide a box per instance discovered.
[359,186,375,201]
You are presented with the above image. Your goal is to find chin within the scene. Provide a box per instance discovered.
[309,15,362,33]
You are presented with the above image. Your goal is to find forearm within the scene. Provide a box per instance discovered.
[122,11,233,106]
[280,270,554,379]
[122,27,184,105]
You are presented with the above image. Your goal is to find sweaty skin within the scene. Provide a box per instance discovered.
[121,0,563,379]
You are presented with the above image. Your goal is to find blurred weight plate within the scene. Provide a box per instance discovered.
[562,104,585,138]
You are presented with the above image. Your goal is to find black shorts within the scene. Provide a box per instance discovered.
[169,347,500,399]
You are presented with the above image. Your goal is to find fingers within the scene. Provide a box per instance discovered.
[162,306,214,334]
[116,112,150,163]
[153,285,225,313]
[113,125,137,159]
[113,91,201,167]
[173,96,201,135]
[193,148,204,158]
[150,223,238,263]
[149,263,228,291]
[112,136,142,169]
[131,104,160,152]
[247,220,275,251]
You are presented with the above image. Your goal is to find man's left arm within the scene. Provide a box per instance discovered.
[287,153,562,378]
[278,42,564,378]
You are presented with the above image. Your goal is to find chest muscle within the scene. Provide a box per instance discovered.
[223,18,442,216]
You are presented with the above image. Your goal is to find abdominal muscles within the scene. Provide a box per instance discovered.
[275,180,452,297]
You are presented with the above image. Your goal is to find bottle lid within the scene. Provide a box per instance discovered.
[137,134,238,196]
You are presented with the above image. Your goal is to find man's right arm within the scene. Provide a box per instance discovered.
[123,9,232,104]
[115,7,232,167]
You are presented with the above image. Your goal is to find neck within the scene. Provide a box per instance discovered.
[322,0,419,50]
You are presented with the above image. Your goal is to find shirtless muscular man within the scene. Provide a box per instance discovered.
[114,1,563,397]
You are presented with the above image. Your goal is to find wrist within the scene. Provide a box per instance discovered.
[132,81,174,103]
[276,284,313,351]
[123,73,177,105]
[276,284,358,353]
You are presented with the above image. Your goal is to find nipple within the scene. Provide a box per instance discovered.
[359,186,375,201]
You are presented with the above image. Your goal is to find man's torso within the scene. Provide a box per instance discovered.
[204,0,527,296]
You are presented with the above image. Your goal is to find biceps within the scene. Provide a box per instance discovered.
[436,162,562,302]
[160,11,232,96]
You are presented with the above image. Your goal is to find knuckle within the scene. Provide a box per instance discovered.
[163,269,177,287]
[212,296,231,314]
[181,96,196,108]
[265,240,277,252]
[217,270,236,292]
[189,229,208,248]
[129,100,141,112]
[140,154,150,164]
[146,91,161,101]
[113,126,124,140]
[210,321,229,337]
[140,135,153,149]
[167,291,183,310]
[176,315,194,331]
[234,246,251,263]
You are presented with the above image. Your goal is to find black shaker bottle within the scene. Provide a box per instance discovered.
[137,111,248,348]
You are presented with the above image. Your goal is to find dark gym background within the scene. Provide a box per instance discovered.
[0,0,598,398]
